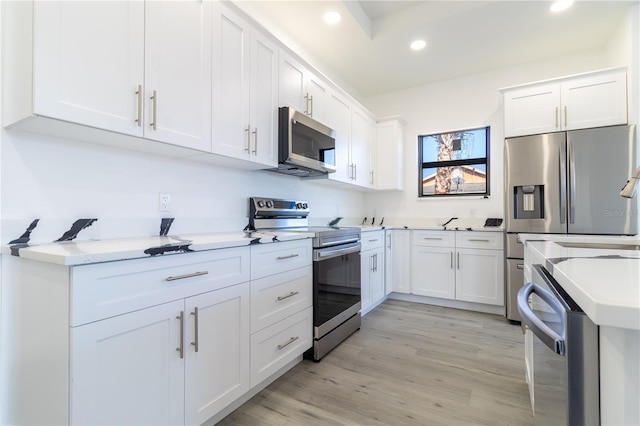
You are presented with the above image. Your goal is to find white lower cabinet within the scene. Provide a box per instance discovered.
[411,245,455,299]
[455,247,504,305]
[250,307,312,387]
[71,300,186,425]
[71,283,250,426]
[361,230,386,315]
[2,240,312,425]
[385,229,411,294]
[249,241,313,386]
[184,284,250,425]
[406,230,504,307]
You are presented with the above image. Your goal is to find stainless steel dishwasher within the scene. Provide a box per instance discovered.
[517,264,599,425]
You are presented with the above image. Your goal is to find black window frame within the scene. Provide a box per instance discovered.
[418,126,491,198]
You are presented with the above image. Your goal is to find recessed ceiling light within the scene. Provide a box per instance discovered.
[550,0,574,13]
[323,11,341,25]
[410,40,427,51]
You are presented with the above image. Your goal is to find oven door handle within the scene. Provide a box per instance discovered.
[313,242,361,261]
[517,282,566,355]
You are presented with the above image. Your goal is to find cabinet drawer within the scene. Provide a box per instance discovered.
[250,306,312,387]
[250,266,312,332]
[361,231,384,251]
[251,239,312,279]
[456,231,503,250]
[411,230,454,247]
[71,247,249,326]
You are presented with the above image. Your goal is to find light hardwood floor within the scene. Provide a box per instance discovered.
[219,300,534,425]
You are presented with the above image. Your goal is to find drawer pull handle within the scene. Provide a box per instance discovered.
[276,254,299,260]
[166,271,209,281]
[368,239,379,242]
[277,291,299,301]
[468,239,490,242]
[176,311,184,359]
[190,307,199,353]
[277,336,299,350]
[517,264,524,270]
[423,237,443,240]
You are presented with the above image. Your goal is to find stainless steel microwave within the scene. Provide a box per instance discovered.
[271,106,337,177]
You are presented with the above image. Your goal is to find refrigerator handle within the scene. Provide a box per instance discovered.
[568,138,576,224]
[559,141,567,224]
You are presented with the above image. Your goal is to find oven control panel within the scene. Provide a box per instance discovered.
[250,197,309,218]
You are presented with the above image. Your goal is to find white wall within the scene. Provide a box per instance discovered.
[0,130,365,243]
[362,46,627,224]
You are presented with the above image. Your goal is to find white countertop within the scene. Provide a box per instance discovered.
[3,230,314,266]
[519,234,640,330]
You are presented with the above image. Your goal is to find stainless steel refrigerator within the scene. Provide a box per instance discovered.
[505,124,637,322]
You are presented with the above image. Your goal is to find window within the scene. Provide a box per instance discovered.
[418,126,490,197]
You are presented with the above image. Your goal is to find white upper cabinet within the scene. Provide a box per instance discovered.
[503,68,627,137]
[15,0,212,151]
[278,50,328,123]
[374,118,404,191]
[32,1,145,136]
[323,90,375,189]
[560,70,627,130]
[306,72,330,124]
[278,51,307,112]
[325,89,352,183]
[350,105,372,188]
[3,1,382,182]
[212,2,278,167]
[144,0,212,151]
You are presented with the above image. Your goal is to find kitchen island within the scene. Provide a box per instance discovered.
[520,234,640,426]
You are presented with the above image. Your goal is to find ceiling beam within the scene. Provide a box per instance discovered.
[342,1,373,39]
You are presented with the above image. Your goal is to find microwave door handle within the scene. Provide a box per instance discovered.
[517,283,566,355]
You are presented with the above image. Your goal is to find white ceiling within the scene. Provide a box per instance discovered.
[239,0,638,98]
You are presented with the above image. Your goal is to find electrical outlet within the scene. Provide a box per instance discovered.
[159,193,171,212]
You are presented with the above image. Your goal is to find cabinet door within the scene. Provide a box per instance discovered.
[212,3,251,160]
[307,72,328,124]
[184,283,250,426]
[561,70,627,130]
[351,106,371,187]
[33,1,145,136]
[360,251,373,312]
[376,119,404,190]
[325,90,352,183]
[249,31,279,167]
[278,51,306,112]
[144,0,212,151]
[455,248,504,306]
[503,83,560,137]
[389,230,411,294]
[70,300,185,425]
[411,246,455,299]
[370,247,385,304]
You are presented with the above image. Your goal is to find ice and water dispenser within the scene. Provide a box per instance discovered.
[513,185,544,219]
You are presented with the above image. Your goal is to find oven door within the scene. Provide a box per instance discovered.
[313,242,361,338]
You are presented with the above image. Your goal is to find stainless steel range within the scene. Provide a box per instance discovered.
[249,197,362,361]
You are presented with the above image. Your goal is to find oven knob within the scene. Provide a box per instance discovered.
[302,203,308,209]
[296,202,303,209]
[266,200,274,208]
[257,200,265,208]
